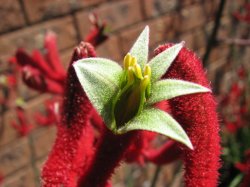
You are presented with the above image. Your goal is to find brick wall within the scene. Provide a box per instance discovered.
[0,0,235,186]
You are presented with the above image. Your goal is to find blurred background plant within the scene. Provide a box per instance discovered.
[214,1,250,187]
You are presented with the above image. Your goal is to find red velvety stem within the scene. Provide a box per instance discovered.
[41,45,96,187]
[155,44,221,187]
[144,140,181,165]
[77,128,138,187]
[124,131,156,164]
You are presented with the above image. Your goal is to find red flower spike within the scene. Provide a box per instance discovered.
[22,66,64,94]
[35,99,60,126]
[84,13,108,47]
[44,31,66,78]
[155,44,221,187]
[235,162,248,172]
[15,32,67,94]
[31,50,65,82]
[41,44,97,187]
[11,107,33,137]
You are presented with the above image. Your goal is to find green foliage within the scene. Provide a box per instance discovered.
[74,26,211,149]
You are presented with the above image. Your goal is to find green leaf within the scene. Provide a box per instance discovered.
[148,42,184,82]
[148,79,211,104]
[129,26,149,68]
[73,58,123,128]
[228,173,243,187]
[117,108,193,149]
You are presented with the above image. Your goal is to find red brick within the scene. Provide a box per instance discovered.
[207,57,227,83]
[23,0,106,23]
[35,157,47,179]
[22,94,52,123]
[0,110,19,147]
[77,0,106,7]
[1,166,36,187]
[179,0,200,6]
[31,126,56,159]
[0,16,77,74]
[179,4,206,32]
[154,14,181,42]
[118,14,180,56]
[76,0,142,39]
[180,28,206,50]
[118,21,164,57]
[0,0,25,33]
[119,24,145,56]
[209,45,229,63]
[0,137,31,176]
[217,17,231,40]
[60,47,75,69]
[96,35,122,61]
[202,0,220,20]
[23,0,71,23]
[143,0,178,18]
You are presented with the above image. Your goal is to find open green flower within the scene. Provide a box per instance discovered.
[73,26,210,149]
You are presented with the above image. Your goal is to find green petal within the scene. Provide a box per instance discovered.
[148,79,211,104]
[117,108,193,149]
[129,26,149,68]
[73,58,123,128]
[148,42,184,82]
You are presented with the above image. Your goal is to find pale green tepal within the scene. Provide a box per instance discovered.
[73,26,211,149]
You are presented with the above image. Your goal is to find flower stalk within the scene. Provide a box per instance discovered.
[40,26,221,187]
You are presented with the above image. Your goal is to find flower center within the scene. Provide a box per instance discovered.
[112,53,151,129]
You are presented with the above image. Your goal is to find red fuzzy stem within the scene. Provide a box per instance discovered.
[144,140,181,165]
[41,44,97,186]
[155,44,221,187]
[77,128,138,187]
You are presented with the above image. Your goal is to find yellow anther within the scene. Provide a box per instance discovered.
[140,75,150,91]
[144,65,151,78]
[123,53,132,70]
[134,64,143,79]
[130,57,137,66]
[127,67,135,84]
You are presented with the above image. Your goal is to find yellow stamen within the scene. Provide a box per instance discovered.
[127,67,135,84]
[144,65,151,78]
[130,57,137,66]
[134,64,143,79]
[123,53,131,70]
[140,75,150,91]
